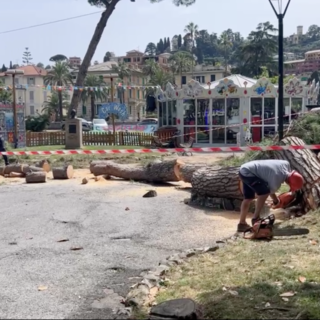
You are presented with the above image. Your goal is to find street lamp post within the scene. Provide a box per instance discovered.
[268,0,291,141]
[5,69,24,148]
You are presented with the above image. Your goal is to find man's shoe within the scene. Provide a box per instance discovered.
[237,223,251,233]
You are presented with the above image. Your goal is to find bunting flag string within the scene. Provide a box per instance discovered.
[0,83,159,92]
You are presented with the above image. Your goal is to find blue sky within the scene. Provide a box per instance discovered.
[0,0,316,66]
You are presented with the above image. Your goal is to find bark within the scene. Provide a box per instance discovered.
[0,166,5,176]
[91,160,180,182]
[191,166,242,200]
[58,90,63,122]
[35,159,51,172]
[69,0,120,116]
[52,165,74,179]
[25,172,47,183]
[23,166,45,175]
[90,160,109,173]
[272,136,320,212]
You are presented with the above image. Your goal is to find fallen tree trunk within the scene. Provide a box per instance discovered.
[90,160,108,173]
[26,172,47,183]
[8,172,24,178]
[272,136,320,213]
[91,160,180,182]
[174,161,208,183]
[52,165,74,179]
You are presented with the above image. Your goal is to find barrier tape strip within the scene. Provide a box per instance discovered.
[1,144,320,156]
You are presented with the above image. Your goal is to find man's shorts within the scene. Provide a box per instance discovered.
[239,172,270,199]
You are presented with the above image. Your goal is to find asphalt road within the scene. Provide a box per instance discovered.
[0,178,237,319]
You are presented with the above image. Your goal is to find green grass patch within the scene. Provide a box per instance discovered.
[156,211,320,319]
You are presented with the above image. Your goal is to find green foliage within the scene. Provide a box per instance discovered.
[0,80,12,102]
[26,115,50,132]
[22,47,32,65]
[49,54,68,62]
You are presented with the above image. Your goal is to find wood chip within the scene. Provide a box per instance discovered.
[298,276,306,283]
[38,286,48,291]
[280,291,295,297]
[70,247,83,251]
[309,239,318,245]
[229,290,239,296]
[57,239,69,243]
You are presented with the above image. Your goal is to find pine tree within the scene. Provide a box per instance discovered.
[1,64,7,72]
[158,39,164,53]
[178,34,182,48]
[22,47,33,65]
[167,37,171,51]
[9,61,13,69]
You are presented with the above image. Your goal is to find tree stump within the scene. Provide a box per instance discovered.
[90,160,180,182]
[25,172,47,183]
[150,298,202,320]
[52,165,74,179]
[3,164,26,175]
[35,159,51,172]
[272,136,320,212]
[0,166,5,176]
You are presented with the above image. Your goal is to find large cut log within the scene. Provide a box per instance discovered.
[272,136,320,212]
[0,166,5,176]
[191,166,242,199]
[25,172,47,183]
[91,160,180,182]
[34,159,51,173]
[9,172,24,178]
[3,164,26,175]
[52,165,74,179]
[23,165,45,175]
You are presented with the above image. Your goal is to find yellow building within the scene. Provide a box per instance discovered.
[175,65,225,87]
[0,65,48,116]
[81,61,148,121]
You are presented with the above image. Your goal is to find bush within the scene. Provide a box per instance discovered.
[25,115,50,132]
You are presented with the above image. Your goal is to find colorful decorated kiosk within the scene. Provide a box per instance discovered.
[0,103,26,147]
[155,75,308,146]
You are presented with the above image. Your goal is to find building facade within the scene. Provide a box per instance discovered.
[0,65,48,117]
[177,64,225,87]
[155,75,307,146]
[68,57,81,68]
[285,50,320,75]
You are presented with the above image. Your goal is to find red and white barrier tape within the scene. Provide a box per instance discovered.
[1,144,320,156]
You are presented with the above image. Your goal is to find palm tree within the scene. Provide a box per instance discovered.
[219,31,233,76]
[142,59,159,77]
[44,61,73,121]
[42,91,69,120]
[81,75,108,120]
[111,62,131,103]
[149,69,173,89]
[184,22,199,50]
[169,51,194,87]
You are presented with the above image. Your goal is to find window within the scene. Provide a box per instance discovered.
[14,77,19,85]
[82,106,87,115]
[181,76,187,85]
[210,74,216,82]
[195,76,205,83]
[28,77,35,85]
[30,106,35,115]
[43,91,47,101]
[29,91,34,102]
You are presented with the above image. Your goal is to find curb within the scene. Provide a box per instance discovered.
[124,233,239,317]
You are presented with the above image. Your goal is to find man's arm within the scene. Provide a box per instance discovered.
[270,193,279,205]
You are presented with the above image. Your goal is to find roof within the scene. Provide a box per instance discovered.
[0,65,47,77]
[203,74,258,89]
[126,50,143,54]
[306,50,320,54]
[284,59,305,64]
[87,61,118,72]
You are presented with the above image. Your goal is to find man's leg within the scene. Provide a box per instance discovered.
[238,181,255,231]
[239,198,253,224]
[252,194,269,220]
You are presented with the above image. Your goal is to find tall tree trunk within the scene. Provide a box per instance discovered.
[90,94,95,121]
[58,90,63,122]
[69,0,120,117]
